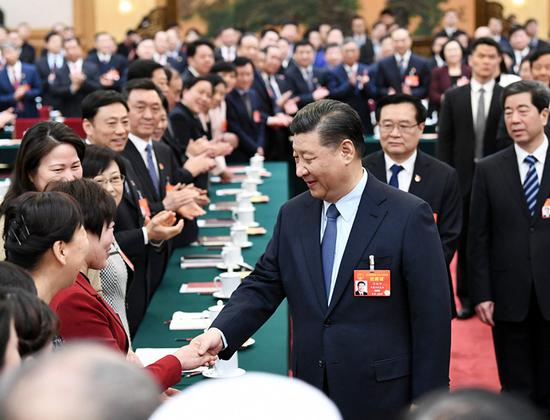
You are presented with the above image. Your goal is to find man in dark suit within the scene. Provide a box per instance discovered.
[525,19,549,51]
[15,23,35,64]
[469,81,550,414]
[0,42,41,117]
[284,40,338,109]
[50,37,101,117]
[330,39,375,135]
[364,94,462,317]
[489,18,512,54]
[433,10,467,40]
[35,31,65,110]
[86,32,128,91]
[81,89,184,335]
[214,27,238,62]
[530,48,550,87]
[350,15,375,65]
[226,57,266,163]
[193,100,451,420]
[375,28,431,99]
[437,37,507,319]
[182,39,215,83]
[508,26,531,75]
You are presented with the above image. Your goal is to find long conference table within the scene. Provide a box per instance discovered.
[133,162,289,388]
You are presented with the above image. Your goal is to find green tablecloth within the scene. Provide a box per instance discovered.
[133,162,289,388]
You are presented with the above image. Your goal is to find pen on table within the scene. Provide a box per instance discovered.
[174,338,193,342]
[163,320,171,325]
[184,371,203,378]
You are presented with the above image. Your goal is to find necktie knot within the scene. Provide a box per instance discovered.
[479,87,485,94]
[326,204,340,220]
[145,143,152,154]
[524,155,537,166]
[390,164,404,176]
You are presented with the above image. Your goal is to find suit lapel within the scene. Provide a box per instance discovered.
[500,147,531,219]
[369,151,387,183]
[123,141,159,202]
[299,196,327,311]
[327,176,387,317]
[533,146,550,224]
[408,151,430,196]
[462,86,475,141]
[484,84,502,151]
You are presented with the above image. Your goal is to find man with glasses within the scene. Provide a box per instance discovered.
[364,94,462,317]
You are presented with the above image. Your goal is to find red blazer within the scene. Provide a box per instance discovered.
[429,64,471,109]
[50,273,181,390]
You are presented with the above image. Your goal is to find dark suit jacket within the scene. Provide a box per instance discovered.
[167,55,186,73]
[0,63,41,117]
[330,63,374,135]
[35,55,63,109]
[434,28,467,40]
[428,64,471,110]
[212,174,451,420]
[85,52,127,90]
[363,150,462,317]
[20,42,36,64]
[469,145,550,322]
[375,53,431,99]
[284,64,338,108]
[437,83,507,197]
[359,39,375,65]
[166,102,205,166]
[50,273,182,390]
[50,61,101,117]
[226,88,266,163]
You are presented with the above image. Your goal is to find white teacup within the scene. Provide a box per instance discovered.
[241,179,259,194]
[236,190,254,207]
[245,166,262,182]
[214,271,241,297]
[221,243,242,268]
[215,352,239,376]
[250,154,264,169]
[208,301,224,321]
[230,223,249,246]
[232,205,255,226]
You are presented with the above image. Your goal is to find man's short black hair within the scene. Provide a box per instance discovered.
[294,40,315,51]
[470,37,502,56]
[211,61,236,74]
[509,25,527,38]
[126,59,164,81]
[529,47,550,65]
[233,56,253,68]
[290,99,364,154]
[380,8,394,17]
[186,38,215,58]
[357,281,366,286]
[375,94,427,124]
[44,31,61,43]
[122,78,163,102]
[183,76,214,91]
[81,90,128,122]
[502,80,550,113]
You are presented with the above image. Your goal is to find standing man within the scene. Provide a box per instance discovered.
[469,81,550,414]
[364,94,462,316]
[193,100,452,420]
[182,39,215,83]
[437,37,506,319]
[86,32,128,91]
[375,28,431,99]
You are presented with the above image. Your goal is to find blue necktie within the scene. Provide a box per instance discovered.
[523,155,539,216]
[145,143,160,195]
[322,204,340,302]
[389,164,404,189]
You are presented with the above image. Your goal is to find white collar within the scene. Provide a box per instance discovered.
[97,52,111,61]
[514,135,548,166]
[7,61,22,73]
[394,50,412,63]
[344,63,358,73]
[300,65,313,74]
[188,66,200,77]
[323,168,368,223]
[384,149,417,175]
[470,77,495,93]
[68,58,83,68]
[128,133,153,153]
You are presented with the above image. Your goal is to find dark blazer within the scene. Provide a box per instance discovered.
[359,38,375,65]
[166,102,205,166]
[469,145,550,321]
[85,52,128,90]
[50,61,101,117]
[434,28,467,40]
[0,63,41,117]
[225,88,266,163]
[35,55,63,109]
[20,42,36,64]
[428,64,471,110]
[375,53,431,99]
[167,55,186,73]
[437,83,507,197]
[364,150,462,317]
[284,64,338,108]
[50,273,182,390]
[330,63,374,135]
[212,174,451,420]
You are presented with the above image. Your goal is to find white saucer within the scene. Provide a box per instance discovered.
[212,290,232,299]
[241,337,255,348]
[245,222,259,228]
[202,367,246,379]
[235,240,253,248]
[216,263,242,270]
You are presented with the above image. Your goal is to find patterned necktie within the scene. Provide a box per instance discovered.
[321,204,340,303]
[145,143,160,195]
[474,87,486,160]
[389,164,404,189]
[523,155,539,216]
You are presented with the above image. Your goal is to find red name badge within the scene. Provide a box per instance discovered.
[354,270,391,297]
[138,197,151,218]
[404,75,419,87]
[542,198,550,219]
[165,183,175,193]
[433,212,438,223]
[253,110,261,124]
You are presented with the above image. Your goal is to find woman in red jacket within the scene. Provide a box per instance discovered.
[48,179,214,390]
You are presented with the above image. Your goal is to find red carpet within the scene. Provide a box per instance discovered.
[449,256,501,391]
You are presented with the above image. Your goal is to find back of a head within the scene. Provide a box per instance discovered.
[405,388,544,420]
[150,372,342,420]
[0,261,37,294]
[0,343,161,420]
[126,59,163,81]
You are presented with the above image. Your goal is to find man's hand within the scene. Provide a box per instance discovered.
[475,301,495,326]
[0,108,16,128]
[401,83,412,95]
[275,90,293,108]
[192,329,224,358]
[186,136,211,157]
[145,210,184,241]
[99,74,115,87]
[184,153,217,177]
[13,85,28,101]
[173,340,217,371]
[209,140,233,157]
[177,202,206,220]
[220,132,239,148]
[312,86,330,101]
[162,188,199,211]
[388,87,397,95]
[193,187,210,206]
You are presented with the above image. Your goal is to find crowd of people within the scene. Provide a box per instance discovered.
[0,7,549,420]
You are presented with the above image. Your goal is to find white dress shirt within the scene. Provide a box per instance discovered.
[470,78,495,124]
[68,59,83,74]
[514,135,548,184]
[394,50,412,71]
[384,150,417,192]
[6,61,22,85]
[128,133,160,180]
[47,52,64,70]
[344,63,359,77]
[97,52,112,63]
[153,53,168,66]
[320,169,368,303]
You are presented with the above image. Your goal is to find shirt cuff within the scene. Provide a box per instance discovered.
[141,227,149,245]
[209,327,228,350]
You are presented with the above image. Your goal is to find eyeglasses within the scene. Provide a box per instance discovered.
[94,174,125,186]
[378,122,420,134]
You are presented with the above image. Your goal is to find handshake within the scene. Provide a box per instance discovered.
[172,329,225,370]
